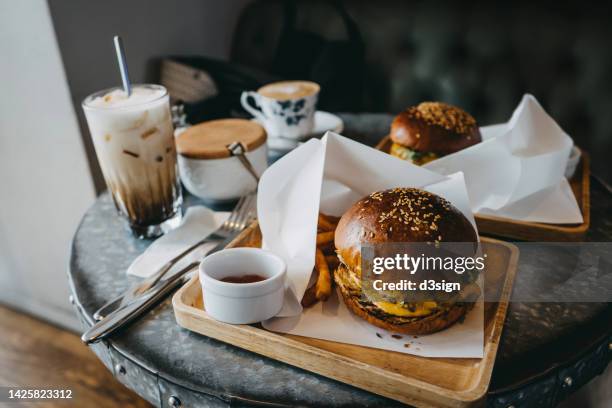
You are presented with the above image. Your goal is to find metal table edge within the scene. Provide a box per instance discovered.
[67,261,611,407]
[66,174,612,407]
[67,267,304,408]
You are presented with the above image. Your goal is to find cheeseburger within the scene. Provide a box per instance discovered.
[334,188,481,335]
[389,102,481,165]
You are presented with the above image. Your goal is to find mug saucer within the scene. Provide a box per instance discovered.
[252,111,344,153]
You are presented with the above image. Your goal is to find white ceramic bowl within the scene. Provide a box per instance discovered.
[199,248,286,324]
[178,143,268,203]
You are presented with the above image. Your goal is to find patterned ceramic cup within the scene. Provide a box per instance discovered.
[241,80,319,139]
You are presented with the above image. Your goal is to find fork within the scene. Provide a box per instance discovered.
[203,193,256,242]
[92,193,257,321]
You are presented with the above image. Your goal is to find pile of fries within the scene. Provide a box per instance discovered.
[301,213,341,308]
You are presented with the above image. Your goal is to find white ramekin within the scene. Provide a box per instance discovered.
[199,248,286,324]
[178,143,267,203]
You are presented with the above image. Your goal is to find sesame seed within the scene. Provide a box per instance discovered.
[406,102,476,136]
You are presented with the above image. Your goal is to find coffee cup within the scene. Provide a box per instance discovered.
[241,80,320,139]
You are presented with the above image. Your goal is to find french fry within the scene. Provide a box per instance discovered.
[314,249,332,300]
[306,213,338,306]
[317,213,336,231]
[301,282,318,308]
[325,255,340,270]
[316,231,335,246]
[317,243,335,256]
[320,213,341,224]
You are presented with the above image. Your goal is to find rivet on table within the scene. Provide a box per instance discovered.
[563,376,573,387]
[168,395,182,407]
[115,364,126,375]
[69,295,75,305]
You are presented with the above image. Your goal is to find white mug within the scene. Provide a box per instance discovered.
[241,80,320,139]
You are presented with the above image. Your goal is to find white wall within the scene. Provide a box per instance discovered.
[0,1,96,330]
[0,1,251,330]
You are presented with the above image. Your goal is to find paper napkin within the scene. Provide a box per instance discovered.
[127,206,228,278]
[424,94,582,223]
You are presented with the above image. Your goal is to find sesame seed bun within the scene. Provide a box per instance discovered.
[335,188,477,277]
[390,102,481,159]
[333,188,479,335]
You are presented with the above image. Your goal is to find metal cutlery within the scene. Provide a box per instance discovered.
[92,193,257,321]
[82,223,254,344]
[82,261,200,344]
[227,142,260,183]
[92,240,219,321]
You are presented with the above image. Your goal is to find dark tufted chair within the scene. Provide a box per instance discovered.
[231,0,612,182]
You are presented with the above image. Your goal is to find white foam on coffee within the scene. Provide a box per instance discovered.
[258,81,318,100]
[266,84,301,95]
[87,86,165,108]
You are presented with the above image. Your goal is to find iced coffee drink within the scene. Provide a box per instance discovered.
[83,84,182,238]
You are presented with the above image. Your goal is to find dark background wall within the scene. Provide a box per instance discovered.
[232,0,612,182]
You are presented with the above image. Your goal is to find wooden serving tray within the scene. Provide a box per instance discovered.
[376,136,590,241]
[173,222,519,407]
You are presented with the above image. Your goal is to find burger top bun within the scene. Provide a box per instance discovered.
[334,188,477,277]
[390,102,481,154]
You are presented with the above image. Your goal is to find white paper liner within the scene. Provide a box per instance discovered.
[425,94,582,223]
[258,132,483,357]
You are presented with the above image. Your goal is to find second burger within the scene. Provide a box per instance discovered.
[389,102,481,165]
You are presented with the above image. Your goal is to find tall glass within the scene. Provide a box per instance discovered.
[82,84,182,238]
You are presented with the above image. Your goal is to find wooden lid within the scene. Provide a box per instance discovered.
[176,119,267,159]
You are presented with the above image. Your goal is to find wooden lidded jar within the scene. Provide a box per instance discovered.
[175,118,267,202]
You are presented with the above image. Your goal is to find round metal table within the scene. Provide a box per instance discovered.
[69,114,612,407]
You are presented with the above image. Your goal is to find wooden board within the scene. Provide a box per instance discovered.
[376,136,590,241]
[173,222,519,407]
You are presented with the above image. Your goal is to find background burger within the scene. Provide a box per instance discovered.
[389,102,482,165]
[334,187,481,335]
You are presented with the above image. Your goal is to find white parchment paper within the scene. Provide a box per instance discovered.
[127,207,228,278]
[258,132,483,357]
[424,94,582,224]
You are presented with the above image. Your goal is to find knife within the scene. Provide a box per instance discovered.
[87,231,237,338]
[119,240,220,306]
[92,240,220,321]
[81,261,199,344]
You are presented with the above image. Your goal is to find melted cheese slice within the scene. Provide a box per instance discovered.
[373,301,438,317]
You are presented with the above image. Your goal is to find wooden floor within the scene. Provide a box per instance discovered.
[0,305,151,408]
